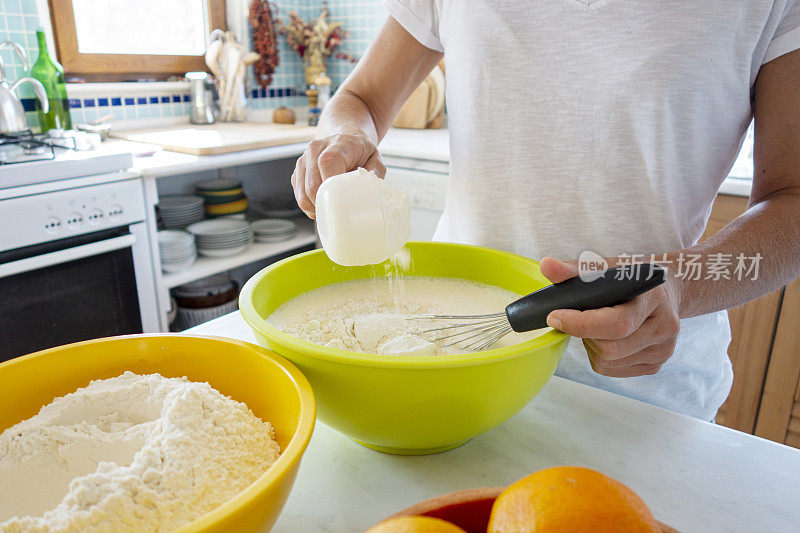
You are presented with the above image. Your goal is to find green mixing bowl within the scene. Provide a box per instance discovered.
[239,242,569,455]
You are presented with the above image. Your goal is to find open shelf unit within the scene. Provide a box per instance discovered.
[159,217,317,289]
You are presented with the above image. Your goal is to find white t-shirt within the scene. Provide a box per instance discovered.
[383,0,800,420]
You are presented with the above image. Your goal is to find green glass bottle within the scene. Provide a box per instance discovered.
[31,29,72,131]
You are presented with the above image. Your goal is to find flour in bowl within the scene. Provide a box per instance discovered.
[0,372,280,532]
[268,277,547,355]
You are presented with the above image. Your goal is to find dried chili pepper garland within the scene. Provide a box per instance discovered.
[249,0,280,89]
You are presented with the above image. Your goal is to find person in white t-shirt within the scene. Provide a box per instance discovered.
[290,1,800,421]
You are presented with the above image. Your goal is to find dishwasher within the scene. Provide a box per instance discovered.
[383,156,449,240]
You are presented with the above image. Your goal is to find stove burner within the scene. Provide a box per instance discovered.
[22,143,49,156]
[0,130,35,143]
[0,130,62,165]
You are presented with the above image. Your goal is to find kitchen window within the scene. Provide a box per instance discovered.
[48,0,226,81]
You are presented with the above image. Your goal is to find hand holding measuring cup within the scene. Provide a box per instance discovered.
[290,133,386,218]
[315,168,411,266]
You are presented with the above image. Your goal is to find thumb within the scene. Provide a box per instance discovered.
[317,147,349,180]
[539,256,579,284]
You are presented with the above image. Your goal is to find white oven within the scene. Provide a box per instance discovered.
[0,175,158,361]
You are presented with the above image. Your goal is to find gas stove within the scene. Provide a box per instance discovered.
[0,130,134,189]
[0,130,58,165]
[0,129,106,163]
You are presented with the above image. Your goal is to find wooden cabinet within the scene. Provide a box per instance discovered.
[701,194,800,447]
[754,277,800,445]
[699,195,784,433]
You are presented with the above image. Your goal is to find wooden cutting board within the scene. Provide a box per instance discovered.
[111,122,317,155]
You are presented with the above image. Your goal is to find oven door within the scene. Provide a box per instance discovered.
[0,225,147,361]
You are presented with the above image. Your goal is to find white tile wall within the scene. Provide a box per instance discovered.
[324,1,387,89]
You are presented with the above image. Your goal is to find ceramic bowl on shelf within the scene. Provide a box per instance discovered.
[175,299,239,330]
[195,178,248,218]
[240,242,568,455]
[258,193,303,218]
[195,177,242,194]
[173,275,238,309]
[373,487,677,533]
[205,197,249,217]
[0,335,316,532]
[203,193,246,206]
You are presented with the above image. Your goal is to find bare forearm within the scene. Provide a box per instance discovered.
[670,188,800,318]
[291,17,442,217]
[317,89,382,144]
[654,49,800,318]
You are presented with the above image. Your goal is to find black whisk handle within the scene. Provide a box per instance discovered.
[505,264,667,332]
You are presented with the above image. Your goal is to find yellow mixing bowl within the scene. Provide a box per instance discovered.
[240,242,569,455]
[0,334,316,532]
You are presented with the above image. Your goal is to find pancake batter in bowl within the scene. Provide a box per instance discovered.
[268,277,548,355]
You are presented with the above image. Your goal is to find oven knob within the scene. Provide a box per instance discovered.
[107,204,124,218]
[44,217,61,234]
[66,212,83,230]
[87,208,105,225]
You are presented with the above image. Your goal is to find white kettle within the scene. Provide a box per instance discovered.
[0,41,49,134]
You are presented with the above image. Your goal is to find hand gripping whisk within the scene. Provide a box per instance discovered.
[415,264,666,351]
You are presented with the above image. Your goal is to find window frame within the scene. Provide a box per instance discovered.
[48,0,227,81]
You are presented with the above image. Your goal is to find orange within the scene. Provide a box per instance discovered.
[487,466,660,533]
[366,515,468,533]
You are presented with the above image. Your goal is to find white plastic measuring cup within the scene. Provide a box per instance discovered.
[315,168,411,266]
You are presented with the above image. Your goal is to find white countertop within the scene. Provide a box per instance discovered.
[95,126,751,196]
[102,127,449,179]
[94,127,448,178]
[188,312,800,533]
[97,139,308,179]
[379,127,450,162]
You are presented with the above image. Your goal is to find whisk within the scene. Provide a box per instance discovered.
[415,264,666,351]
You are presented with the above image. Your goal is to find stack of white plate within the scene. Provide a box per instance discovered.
[158,230,197,273]
[252,219,298,243]
[187,219,254,257]
[159,195,205,229]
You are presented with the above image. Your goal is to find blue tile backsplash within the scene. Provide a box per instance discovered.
[56,88,299,110]
[324,1,387,89]
[1,0,387,129]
